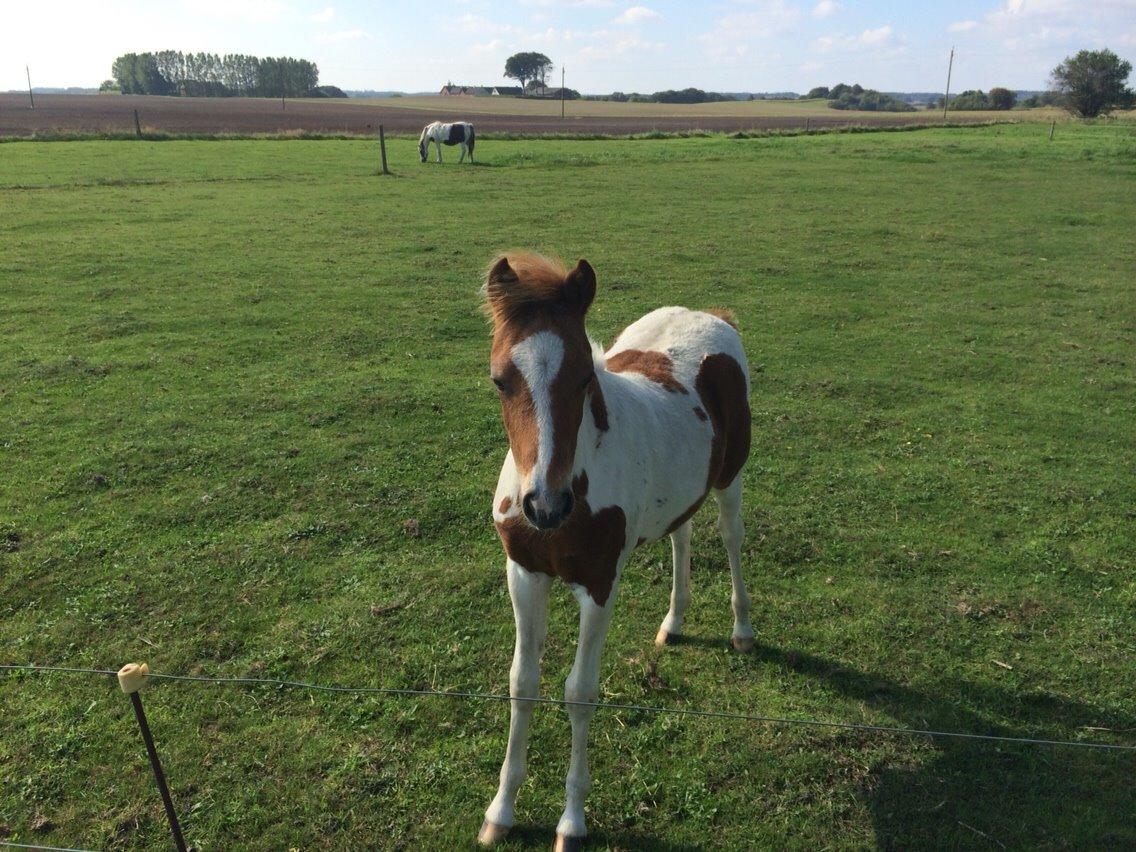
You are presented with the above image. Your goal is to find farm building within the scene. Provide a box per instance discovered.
[526,86,580,100]
[439,85,491,96]
[439,84,523,97]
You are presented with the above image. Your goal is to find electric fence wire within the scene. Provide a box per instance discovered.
[3,663,1134,752]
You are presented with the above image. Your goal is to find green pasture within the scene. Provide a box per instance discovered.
[1,123,1134,850]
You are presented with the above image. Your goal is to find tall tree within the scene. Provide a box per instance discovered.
[988,87,1015,110]
[504,52,553,94]
[1051,48,1133,117]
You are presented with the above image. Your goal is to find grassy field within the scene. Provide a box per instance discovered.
[2,123,1134,850]
[351,93,1067,123]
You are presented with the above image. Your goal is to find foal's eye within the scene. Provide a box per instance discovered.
[492,377,507,392]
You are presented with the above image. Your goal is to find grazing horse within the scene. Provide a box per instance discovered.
[419,120,475,163]
[478,252,755,851]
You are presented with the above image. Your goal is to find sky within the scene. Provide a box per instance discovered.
[3,0,1135,94]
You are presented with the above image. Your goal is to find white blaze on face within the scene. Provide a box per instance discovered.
[510,330,564,492]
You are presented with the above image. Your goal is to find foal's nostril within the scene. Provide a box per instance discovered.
[522,489,572,531]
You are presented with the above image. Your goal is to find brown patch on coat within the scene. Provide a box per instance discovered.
[496,470,626,606]
[695,353,751,491]
[664,496,708,536]
[493,358,540,473]
[606,349,688,394]
[655,353,750,537]
[589,376,609,433]
[486,254,599,489]
[498,496,512,514]
[704,308,739,330]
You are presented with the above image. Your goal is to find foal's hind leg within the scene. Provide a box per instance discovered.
[715,477,754,653]
[655,520,692,647]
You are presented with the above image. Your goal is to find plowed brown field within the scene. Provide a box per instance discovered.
[0,92,991,137]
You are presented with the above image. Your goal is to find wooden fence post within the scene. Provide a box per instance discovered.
[1049,120,1055,141]
[379,123,390,175]
[134,109,143,139]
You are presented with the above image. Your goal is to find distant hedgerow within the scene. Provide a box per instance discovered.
[829,89,915,112]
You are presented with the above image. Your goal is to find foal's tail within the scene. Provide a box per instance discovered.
[704,308,739,330]
[467,125,475,160]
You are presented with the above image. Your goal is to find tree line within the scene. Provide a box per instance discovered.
[803,84,914,112]
[801,50,1132,117]
[588,88,735,104]
[111,52,319,97]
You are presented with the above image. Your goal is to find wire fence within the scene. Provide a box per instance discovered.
[3,660,1133,851]
[4,663,1134,751]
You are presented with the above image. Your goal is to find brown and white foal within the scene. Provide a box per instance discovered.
[479,252,754,851]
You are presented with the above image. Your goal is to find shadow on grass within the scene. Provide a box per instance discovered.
[412,161,502,169]
[503,823,704,851]
[731,642,1136,848]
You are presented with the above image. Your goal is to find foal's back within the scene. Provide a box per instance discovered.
[608,306,749,396]
[602,306,751,541]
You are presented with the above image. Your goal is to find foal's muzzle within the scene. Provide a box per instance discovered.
[522,488,574,531]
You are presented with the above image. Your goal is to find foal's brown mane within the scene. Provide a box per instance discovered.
[482,251,573,323]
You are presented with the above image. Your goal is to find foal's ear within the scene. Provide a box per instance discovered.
[487,256,518,287]
[484,256,519,303]
[565,259,596,314]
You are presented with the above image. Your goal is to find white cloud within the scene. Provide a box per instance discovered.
[472,39,503,54]
[969,0,1136,82]
[178,0,291,22]
[949,20,979,33]
[614,6,661,25]
[859,25,893,45]
[988,0,1136,26]
[814,24,903,55]
[698,1,801,58]
[812,1,840,19]
[310,6,334,22]
[451,13,525,37]
[316,28,369,42]
[520,0,612,6]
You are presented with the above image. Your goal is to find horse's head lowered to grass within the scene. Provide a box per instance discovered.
[483,252,603,531]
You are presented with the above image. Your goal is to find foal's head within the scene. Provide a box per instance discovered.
[484,253,600,531]
[418,124,431,162]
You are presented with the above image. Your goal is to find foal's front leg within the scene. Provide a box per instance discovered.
[435,140,443,163]
[556,578,621,851]
[480,561,552,845]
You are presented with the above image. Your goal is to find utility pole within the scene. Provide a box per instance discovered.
[26,65,35,109]
[561,65,565,119]
[942,46,954,121]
